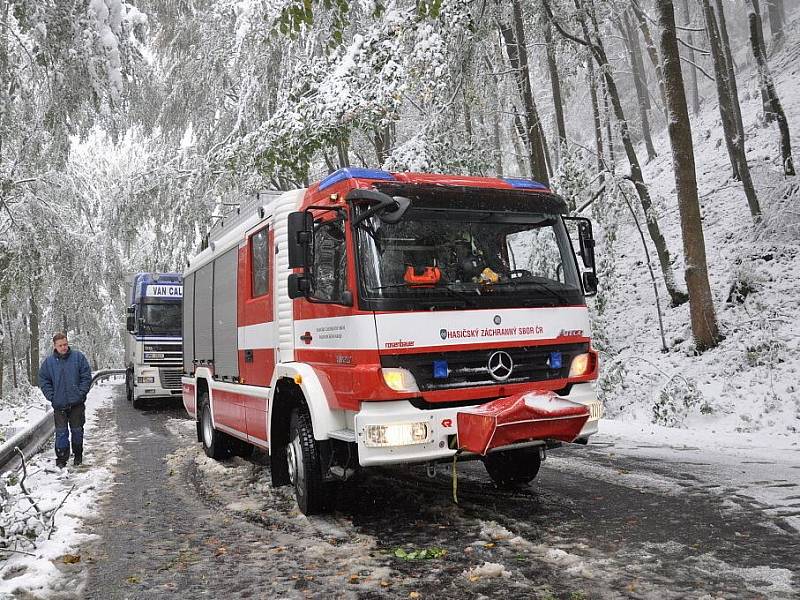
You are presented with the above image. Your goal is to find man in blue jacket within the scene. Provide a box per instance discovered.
[39,332,92,467]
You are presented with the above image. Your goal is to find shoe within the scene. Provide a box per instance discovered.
[73,445,83,466]
[56,448,70,468]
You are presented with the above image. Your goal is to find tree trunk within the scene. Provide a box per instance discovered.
[0,309,4,400]
[336,136,350,168]
[630,2,668,119]
[544,20,567,169]
[0,0,7,161]
[549,0,688,306]
[657,0,720,350]
[714,0,748,169]
[766,0,784,48]
[484,56,504,176]
[372,124,393,166]
[586,49,605,172]
[511,108,529,177]
[29,291,39,387]
[4,304,17,388]
[499,0,550,185]
[621,11,657,162]
[678,0,701,115]
[702,0,762,219]
[747,0,795,175]
[752,0,776,123]
[492,107,503,176]
[601,75,616,172]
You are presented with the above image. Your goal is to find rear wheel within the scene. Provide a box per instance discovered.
[200,393,230,460]
[286,408,329,515]
[483,447,542,487]
[125,370,133,403]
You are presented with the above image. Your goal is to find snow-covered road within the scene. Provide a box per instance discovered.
[2,385,797,599]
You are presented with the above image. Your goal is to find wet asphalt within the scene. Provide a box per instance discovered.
[74,386,798,599]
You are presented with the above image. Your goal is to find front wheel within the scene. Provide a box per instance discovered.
[286,408,329,515]
[483,447,542,488]
[200,394,230,460]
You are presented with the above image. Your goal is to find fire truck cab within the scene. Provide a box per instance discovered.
[182,169,602,514]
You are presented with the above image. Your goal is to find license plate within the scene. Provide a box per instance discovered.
[145,352,165,360]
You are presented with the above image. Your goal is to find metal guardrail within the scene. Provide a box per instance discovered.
[0,369,126,473]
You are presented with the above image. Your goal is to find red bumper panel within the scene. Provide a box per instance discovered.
[457,391,590,455]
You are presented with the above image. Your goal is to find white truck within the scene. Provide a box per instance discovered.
[124,272,184,408]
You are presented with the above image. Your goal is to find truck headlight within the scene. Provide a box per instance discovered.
[381,368,419,392]
[569,351,597,378]
[364,422,429,447]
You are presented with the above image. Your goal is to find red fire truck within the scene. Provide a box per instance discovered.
[182,168,602,514]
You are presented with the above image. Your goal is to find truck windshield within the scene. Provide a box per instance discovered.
[354,205,583,310]
[139,303,182,336]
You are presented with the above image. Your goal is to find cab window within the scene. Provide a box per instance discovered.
[251,228,269,297]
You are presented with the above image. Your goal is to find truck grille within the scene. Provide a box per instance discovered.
[381,343,589,392]
[159,368,183,390]
[143,343,182,367]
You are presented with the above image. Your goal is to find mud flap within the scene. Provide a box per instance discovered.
[457,391,590,455]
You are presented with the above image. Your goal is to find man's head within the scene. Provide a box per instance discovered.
[52,332,69,356]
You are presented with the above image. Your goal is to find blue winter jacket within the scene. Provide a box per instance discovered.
[39,348,92,410]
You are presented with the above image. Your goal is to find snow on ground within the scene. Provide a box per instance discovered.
[572,419,800,532]
[593,15,800,442]
[0,386,49,445]
[0,383,118,599]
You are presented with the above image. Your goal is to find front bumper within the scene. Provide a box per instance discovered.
[353,382,601,467]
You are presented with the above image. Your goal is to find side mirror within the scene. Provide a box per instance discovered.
[582,272,598,296]
[288,273,311,299]
[348,188,411,226]
[578,220,596,270]
[563,216,599,297]
[287,211,313,269]
[126,306,136,332]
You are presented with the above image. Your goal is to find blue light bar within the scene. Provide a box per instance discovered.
[549,352,562,370]
[318,167,396,191]
[503,177,548,190]
[433,360,449,379]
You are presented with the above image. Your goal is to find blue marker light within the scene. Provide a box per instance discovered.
[549,352,562,369]
[502,177,549,190]
[433,360,449,379]
[318,167,396,191]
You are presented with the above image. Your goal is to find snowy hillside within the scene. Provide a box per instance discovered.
[592,16,800,437]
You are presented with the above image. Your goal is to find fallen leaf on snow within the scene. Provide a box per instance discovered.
[61,554,81,564]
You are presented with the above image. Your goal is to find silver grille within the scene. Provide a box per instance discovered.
[144,343,182,367]
[159,368,183,390]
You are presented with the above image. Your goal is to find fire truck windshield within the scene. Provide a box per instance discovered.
[139,302,182,336]
[354,206,584,310]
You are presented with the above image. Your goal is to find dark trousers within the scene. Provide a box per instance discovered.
[54,403,86,452]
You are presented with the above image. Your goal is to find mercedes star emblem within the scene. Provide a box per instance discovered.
[487,350,514,381]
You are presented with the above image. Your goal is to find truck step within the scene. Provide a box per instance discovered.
[328,429,356,443]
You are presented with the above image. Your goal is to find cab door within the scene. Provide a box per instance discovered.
[238,224,274,442]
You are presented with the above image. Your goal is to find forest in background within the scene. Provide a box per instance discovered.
[0,0,797,430]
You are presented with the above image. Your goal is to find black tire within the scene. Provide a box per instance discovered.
[132,389,144,409]
[483,447,542,488]
[287,408,329,515]
[200,393,230,460]
[125,370,133,403]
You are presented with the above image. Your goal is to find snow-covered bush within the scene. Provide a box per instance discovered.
[725,261,766,305]
[652,376,704,427]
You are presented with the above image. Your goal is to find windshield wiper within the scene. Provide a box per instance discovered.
[488,279,572,305]
[367,282,479,307]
